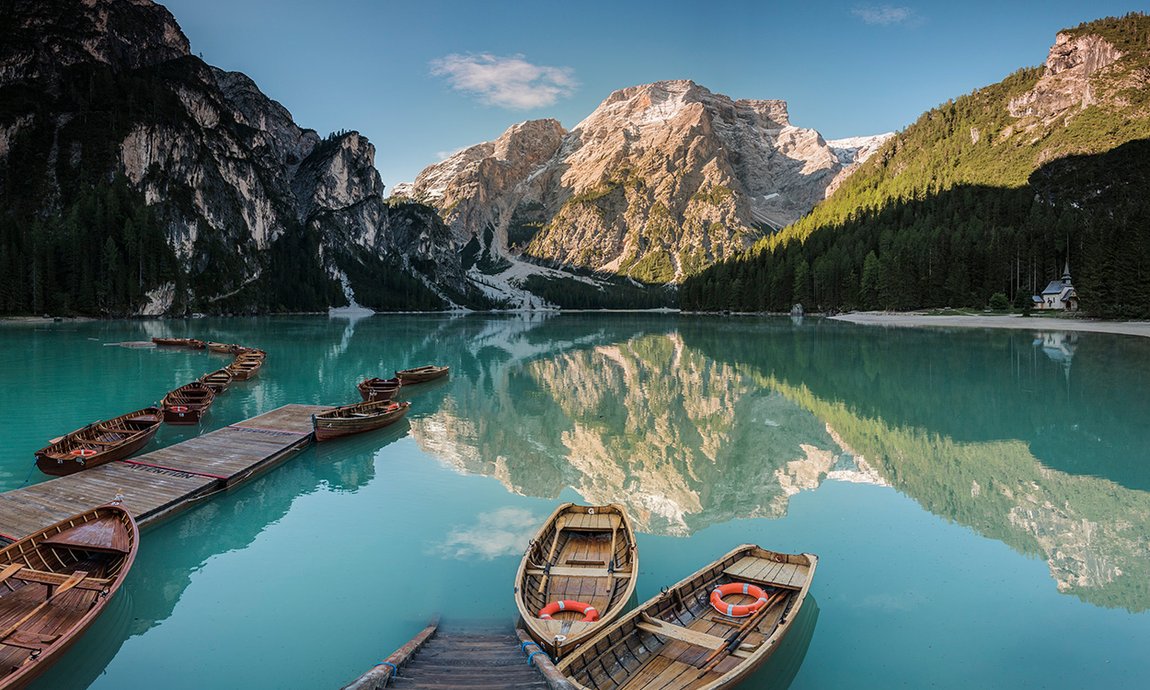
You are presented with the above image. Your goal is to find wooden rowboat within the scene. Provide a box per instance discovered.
[395,365,449,384]
[515,503,638,658]
[161,382,215,425]
[206,342,238,354]
[556,544,818,689]
[0,503,138,689]
[225,357,262,381]
[357,377,401,402]
[150,337,190,347]
[197,368,233,394]
[185,339,206,350]
[313,400,411,442]
[34,408,162,477]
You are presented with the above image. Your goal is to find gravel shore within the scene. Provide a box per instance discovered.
[829,312,1150,339]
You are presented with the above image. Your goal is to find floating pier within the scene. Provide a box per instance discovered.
[342,620,573,690]
[0,404,330,541]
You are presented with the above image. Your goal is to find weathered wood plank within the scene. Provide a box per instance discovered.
[342,619,439,690]
[526,566,632,579]
[636,617,725,650]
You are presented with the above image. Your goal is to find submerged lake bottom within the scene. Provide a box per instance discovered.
[1,313,1148,689]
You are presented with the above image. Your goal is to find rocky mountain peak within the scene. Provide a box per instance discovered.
[1007,31,1123,120]
[1,0,190,82]
[493,118,567,160]
[1,0,482,315]
[402,80,891,300]
[293,131,383,223]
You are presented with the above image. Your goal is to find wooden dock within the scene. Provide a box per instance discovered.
[0,404,330,541]
[342,621,574,690]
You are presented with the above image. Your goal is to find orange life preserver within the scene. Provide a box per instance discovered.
[70,448,97,458]
[539,600,599,622]
[710,582,770,618]
[170,405,189,413]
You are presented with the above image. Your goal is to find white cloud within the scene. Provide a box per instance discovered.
[434,507,540,560]
[430,53,577,109]
[852,5,917,25]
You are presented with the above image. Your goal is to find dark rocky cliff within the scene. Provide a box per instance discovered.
[0,0,482,315]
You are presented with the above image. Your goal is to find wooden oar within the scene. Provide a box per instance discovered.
[603,523,619,598]
[0,570,88,641]
[537,519,566,594]
[0,563,25,586]
[696,589,788,675]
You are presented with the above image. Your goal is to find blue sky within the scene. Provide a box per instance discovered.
[161,0,1148,188]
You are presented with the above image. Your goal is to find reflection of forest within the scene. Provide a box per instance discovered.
[681,319,1150,612]
[410,330,853,535]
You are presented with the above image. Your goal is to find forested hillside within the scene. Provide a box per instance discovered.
[0,0,483,317]
[682,14,1150,317]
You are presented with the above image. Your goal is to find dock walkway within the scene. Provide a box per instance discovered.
[0,404,329,540]
[343,621,575,690]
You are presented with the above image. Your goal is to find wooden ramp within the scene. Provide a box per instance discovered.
[0,404,330,541]
[342,621,575,690]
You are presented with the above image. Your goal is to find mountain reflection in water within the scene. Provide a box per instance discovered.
[410,331,854,536]
[408,316,1150,612]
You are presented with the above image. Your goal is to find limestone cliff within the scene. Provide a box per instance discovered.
[1007,32,1124,121]
[0,0,479,315]
[403,80,891,289]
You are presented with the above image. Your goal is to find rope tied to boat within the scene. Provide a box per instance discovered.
[522,639,553,667]
[373,661,397,675]
[527,650,551,667]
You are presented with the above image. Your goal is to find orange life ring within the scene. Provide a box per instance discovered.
[170,405,189,413]
[539,599,599,622]
[70,448,97,458]
[710,582,770,618]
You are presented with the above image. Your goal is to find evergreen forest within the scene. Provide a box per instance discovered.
[682,14,1150,318]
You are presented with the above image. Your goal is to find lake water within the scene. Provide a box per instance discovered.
[2,313,1149,689]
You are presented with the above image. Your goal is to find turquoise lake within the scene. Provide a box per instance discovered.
[2,313,1149,689]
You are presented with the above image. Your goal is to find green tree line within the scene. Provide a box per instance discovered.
[682,139,1150,317]
[683,14,1150,317]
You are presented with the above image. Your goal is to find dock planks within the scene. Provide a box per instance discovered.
[343,621,575,690]
[0,404,331,541]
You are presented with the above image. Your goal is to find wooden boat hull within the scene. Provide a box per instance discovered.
[556,544,818,690]
[225,360,262,380]
[395,365,449,384]
[198,369,233,394]
[0,504,138,690]
[150,337,189,347]
[161,382,215,425]
[162,407,205,425]
[313,401,411,442]
[357,377,401,402]
[207,342,237,354]
[34,408,162,477]
[515,503,638,658]
[186,339,206,350]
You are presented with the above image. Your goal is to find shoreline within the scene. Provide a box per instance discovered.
[6,310,1150,340]
[829,312,1150,339]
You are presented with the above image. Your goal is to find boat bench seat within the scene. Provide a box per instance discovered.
[1,630,60,650]
[636,615,726,650]
[557,513,621,532]
[723,556,807,590]
[13,569,111,592]
[526,566,632,579]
